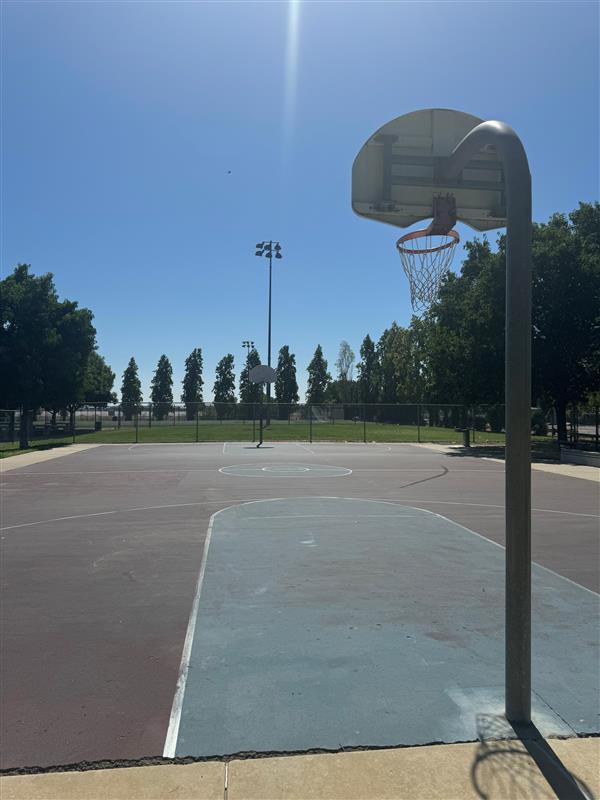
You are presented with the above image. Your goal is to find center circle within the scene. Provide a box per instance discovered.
[219,463,352,479]
[262,465,310,473]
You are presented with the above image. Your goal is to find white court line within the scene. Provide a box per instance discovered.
[163,507,217,758]
[295,442,315,455]
[162,496,291,758]
[0,500,231,532]
[366,497,599,519]
[351,468,504,473]
[242,514,421,520]
[2,468,220,476]
[336,496,600,598]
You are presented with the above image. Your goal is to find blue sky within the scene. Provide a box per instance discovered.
[2,0,598,400]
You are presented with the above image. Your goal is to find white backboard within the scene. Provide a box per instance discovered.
[352,108,507,232]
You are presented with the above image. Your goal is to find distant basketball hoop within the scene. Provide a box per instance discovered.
[249,364,277,384]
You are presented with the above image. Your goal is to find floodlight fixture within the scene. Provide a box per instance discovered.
[252,239,284,422]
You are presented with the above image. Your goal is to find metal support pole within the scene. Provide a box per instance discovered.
[595,406,599,451]
[135,410,139,444]
[417,403,421,443]
[266,247,272,427]
[442,121,532,723]
[257,408,264,448]
[196,407,199,443]
[363,404,367,443]
[309,404,313,443]
[252,403,256,442]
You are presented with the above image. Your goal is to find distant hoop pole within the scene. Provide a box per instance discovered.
[442,121,532,724]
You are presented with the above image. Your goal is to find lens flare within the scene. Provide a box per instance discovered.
[283,0,301,159]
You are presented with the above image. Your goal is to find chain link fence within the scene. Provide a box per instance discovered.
[2,402,598,452]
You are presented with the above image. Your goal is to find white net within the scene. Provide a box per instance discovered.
[397,231,459,316]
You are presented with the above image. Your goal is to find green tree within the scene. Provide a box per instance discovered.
[151,355,173,420]
[43,310,99,432]
[181,347,204,420]
[417,203,600,438]
[213,354,236,418]
[335,340,355,403]
[275,345,299,419]
[425,238,505,407]
[0,264,96,448]
[121,357,142,421]
[239,348,263,407]
[357,334,379,408]
[306,345,331,405]
[83,352,116,405]
[530,204,600,439]
[375,322,417,421]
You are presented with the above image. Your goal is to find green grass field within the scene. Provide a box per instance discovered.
[2,419,538,457]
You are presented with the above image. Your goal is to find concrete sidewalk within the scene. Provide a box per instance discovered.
[0,444,99,472]
[2,737,598,800]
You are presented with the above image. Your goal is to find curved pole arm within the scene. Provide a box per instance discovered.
[440,120,530,197]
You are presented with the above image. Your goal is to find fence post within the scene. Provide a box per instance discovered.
[595,406,599,451]
[252,403,256,442]
[309,405,313,444]
[363,404,367,443]
[72,408,76,443]
[417,403,421,443]
[195,406,199,442]
[149,404,152,428]
[117,405,121,429]
[135,409,139,443]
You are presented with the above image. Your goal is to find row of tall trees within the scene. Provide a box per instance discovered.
[121,351,204,421]
[119,345,302,420]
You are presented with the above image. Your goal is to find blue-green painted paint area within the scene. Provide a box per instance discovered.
[175,498,599,756]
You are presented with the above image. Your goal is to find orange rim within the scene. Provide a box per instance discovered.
[396,228,460,255]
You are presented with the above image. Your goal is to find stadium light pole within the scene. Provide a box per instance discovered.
[242,340,255,372]
[255,241,283,422]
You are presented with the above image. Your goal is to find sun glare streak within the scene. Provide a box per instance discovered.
[282,0,301,161]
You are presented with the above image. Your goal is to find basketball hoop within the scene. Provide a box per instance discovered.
[396,194,460,315]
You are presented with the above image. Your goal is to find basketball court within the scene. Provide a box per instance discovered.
[2,442,597,769]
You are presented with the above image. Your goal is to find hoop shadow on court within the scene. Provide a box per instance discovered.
[470,714,594,800]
